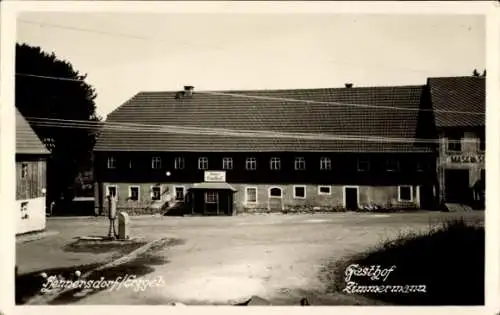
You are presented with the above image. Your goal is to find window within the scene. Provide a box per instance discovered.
[21,163,28,179]
[245,187,257,203]
[246,157,257,170]
[294,157,306,170]
[398,186,413,202]
[107,186,117,198]
[269,187,282,198]
[20,202,28,220]
[107,156,116,169]
[447,132,463,152]
[320,157,332,170]
[270,157,281,170]
[205,191,218,204]
[357,159,370,172]
[129,186,139,201]
[293,185,306,199]
[222,157,233,170]
[318,186,331,195]
[174,157,185,170]
[174,186,185,202]
[151,186,161,201]
[198,157,209,170]
[152,156,162,169]
[479,131,485,151]
[386,158,399,172]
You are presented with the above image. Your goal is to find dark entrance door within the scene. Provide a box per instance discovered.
[345,187,358,210]
[204,191,219,215]
[444,169,470,204]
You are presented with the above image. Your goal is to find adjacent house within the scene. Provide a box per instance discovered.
[93,83,440,215]
[428,76,486,209]
[16,108,50,234]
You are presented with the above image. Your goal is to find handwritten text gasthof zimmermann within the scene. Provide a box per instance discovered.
[343,264,427,294]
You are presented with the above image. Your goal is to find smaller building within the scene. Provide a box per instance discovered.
[428,77,485,209]
[16,108,50,234]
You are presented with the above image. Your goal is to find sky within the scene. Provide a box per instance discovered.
[16,13,485,118]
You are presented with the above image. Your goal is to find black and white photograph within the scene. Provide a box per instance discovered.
[2,1,496,310]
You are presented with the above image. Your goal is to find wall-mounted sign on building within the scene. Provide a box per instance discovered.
[448,154,484,164]
[204,171,226,182]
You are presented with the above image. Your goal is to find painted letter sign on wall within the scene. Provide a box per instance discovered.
[204,171,226,182]
[448,154,484,164]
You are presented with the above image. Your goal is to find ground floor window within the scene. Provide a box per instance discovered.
[151,186,161,201]
[293,185,306,199]
[205,191,218,203]
[175,186,185,201]
[245,187,257,203]
[318,186,331,195]
[129,186,139,201]
[398,185,413,202]
[107,185,117,198]
[269,187,282,198]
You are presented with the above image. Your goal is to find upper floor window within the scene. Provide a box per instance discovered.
[198,157,208,170]
[270,157,281,170]
[320,157,332,170]
[357,159,370,172]
[152,156,162,169]
[246,157,257,170]
[386,158,399,172]
[107,156,116,169]
[447,132,463,152]
[222,157,233,170]
[294,157,306,170]
[174,157,185,170]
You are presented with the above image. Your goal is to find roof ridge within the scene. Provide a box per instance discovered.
[137,84,425,94]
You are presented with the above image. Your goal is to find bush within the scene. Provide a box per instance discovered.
[326,218,484,305]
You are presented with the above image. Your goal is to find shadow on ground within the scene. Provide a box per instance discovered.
[16,238,185,305]
[323,218,484,305]
[62,237,148,257]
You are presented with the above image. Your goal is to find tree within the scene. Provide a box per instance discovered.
[15,43,101,208]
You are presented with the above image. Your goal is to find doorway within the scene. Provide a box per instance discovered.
[344,186,359,210]
[444,169,471,204]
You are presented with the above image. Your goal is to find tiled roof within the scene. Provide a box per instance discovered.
[428,76,485,128]
[94,86,433,153]
[16,108,50,155]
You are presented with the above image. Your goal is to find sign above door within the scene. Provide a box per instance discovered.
[204,171,226,182]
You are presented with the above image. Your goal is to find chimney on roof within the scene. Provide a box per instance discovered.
[184,86,194,97]
[345,83,353,88]
[174,86,194,100]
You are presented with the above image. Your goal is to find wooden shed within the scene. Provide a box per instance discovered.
[16,108,50,234]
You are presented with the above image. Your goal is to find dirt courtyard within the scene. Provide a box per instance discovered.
[17,211,484,305]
